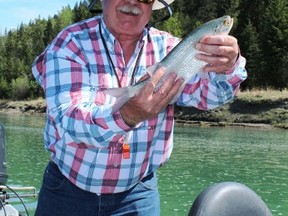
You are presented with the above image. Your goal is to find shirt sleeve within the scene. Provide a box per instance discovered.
[32,45,131,150]
[176,55,247,110]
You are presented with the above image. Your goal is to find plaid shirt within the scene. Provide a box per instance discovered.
[32,16,247,194]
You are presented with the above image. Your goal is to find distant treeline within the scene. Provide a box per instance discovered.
[0,0,287,100]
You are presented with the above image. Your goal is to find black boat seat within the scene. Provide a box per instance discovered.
[188,182,273,216]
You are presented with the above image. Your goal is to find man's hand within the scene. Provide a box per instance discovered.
[196,35,239,73]
[120,68,184,127]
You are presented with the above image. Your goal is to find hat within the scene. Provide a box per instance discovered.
[152,0,175,10]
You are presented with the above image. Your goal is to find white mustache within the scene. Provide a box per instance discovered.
[117,5,142,15]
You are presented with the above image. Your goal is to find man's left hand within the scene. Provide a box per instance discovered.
[195,35,239,73]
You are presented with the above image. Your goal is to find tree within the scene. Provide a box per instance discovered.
[162,12,183,37]
[29,18,46,57]
[73,1,94,23]
[4,31,17,82]
[261,0,288,89]
[1,0,288,100]
[239,20,264,89]
[52,6,74,36]
[0,36,6,80]
[43,19,54,45]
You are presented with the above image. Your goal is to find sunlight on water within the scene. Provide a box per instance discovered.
[158,126,288,216]
[0,113,287,215]
[0,113,48,215]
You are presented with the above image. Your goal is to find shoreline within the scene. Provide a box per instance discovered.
[1,96,286,129]
[174,119,274,129]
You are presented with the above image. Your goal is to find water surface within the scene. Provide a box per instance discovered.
[0,113,287,215]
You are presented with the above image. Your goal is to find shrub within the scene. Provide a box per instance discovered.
[11,76,30,100]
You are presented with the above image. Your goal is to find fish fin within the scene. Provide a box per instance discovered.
[102,87,131,113]
[102,87,129,98]
[146,63,159,77]
[102,85,140,113]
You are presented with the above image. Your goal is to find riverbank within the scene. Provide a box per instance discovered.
[0,90,287,129]
[175,90,288,129]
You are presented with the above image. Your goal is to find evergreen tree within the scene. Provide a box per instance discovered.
[73,1,94,23]
[240,20,264,89]
[43,19,54,45]
[1,0,288,99]
[0,36,6,81]
[4,31,17,82]
[261,0,288,89]
[52,6,74,36]
[193,0,218,22]
[216,0,240,17]
[29,18,46,62]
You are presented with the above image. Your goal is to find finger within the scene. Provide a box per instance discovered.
[155,77,184,109]
[203,64,232,73]
[196,43,236,57]
[137,73,150,83]
[141,67,166,95]
[196,53,229,65]
[152,72,177,101]
[150,67,166,86]
[200,35,238,46]
[196,52,238,72]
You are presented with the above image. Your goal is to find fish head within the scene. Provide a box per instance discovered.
[213,15,233,35]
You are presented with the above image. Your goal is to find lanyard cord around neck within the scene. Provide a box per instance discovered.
[99,22,144,87]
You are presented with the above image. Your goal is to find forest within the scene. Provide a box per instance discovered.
[0,0,287,100]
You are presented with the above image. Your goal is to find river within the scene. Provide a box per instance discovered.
[0,113,287,215]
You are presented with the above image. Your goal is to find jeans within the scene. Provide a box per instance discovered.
[35,161,160,216]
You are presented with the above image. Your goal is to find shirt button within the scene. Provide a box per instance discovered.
[113,163,118,168]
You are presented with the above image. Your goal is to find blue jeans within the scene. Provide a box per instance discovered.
[35,161,160,216]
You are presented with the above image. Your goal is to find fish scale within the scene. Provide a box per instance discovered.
[103,15,234,113]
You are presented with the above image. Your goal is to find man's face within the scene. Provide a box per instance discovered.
[102,0,154,37]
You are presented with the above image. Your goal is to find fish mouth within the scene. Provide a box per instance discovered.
[117,5,142,16]
[228,17,234,26]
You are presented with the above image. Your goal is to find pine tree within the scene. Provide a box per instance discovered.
[193,0,218,22]
[29,18,46,61]
[261,0,288,89]
[73,1,94,23]
[4,31,17,82]
[0,36,6,80]
[239,20,264,89]
[43,19,54,45]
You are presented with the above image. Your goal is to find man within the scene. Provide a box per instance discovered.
[32,0,247,215]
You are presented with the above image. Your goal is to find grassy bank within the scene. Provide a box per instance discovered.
[175,89,288,129]
[0,90,288,129]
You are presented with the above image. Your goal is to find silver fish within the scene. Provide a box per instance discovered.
[103,15,233,113]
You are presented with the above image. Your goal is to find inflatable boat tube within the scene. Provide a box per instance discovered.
[188,182,273,216]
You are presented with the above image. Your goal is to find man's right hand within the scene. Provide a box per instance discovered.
[120,67,184,127]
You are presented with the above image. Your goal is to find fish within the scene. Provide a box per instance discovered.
[103,15,234,113]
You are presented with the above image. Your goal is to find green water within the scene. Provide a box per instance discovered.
[0,113,287,216]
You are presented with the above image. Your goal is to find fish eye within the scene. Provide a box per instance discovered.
[223,19,230,26]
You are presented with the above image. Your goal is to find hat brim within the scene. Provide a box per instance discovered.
[152,0,175,10]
